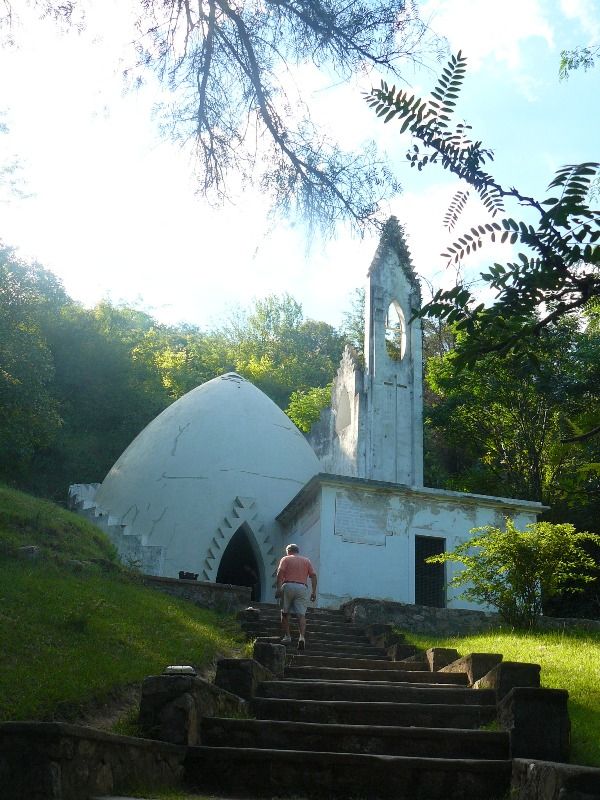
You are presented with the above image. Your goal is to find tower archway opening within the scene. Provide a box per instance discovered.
[216,524,262,601]
[385,300,406,361]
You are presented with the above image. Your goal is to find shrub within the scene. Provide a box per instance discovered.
[428,519,598,628]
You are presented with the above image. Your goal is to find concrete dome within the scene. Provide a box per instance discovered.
[94,373,320,594]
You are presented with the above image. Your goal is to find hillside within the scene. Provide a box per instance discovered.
[0,486,241,723]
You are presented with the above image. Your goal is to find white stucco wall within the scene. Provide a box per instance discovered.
[86,373,320,600]
[280,495,322,581]
[280,477,544,610]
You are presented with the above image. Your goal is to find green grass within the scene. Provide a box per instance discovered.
[0,484,118,564]
[402,628,600,767]
[0,485,242,722]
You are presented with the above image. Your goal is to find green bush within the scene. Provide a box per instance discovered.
[428,519,598,628]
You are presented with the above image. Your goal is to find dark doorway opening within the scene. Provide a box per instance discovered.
[216,525,262,601]
[415,535,446,608]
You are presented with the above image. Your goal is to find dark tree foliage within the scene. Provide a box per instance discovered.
[0,248,65,482]
[365,52,600,365]
[0,250,344,499]
[425,315,600,528]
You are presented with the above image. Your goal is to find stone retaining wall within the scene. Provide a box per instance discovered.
[142,575,251,613]
[0,721,186,800]
[511,758,600,799]
[341,598,600,636]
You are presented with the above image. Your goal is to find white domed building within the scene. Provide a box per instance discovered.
[70,218,545,609]
[70,372,319,600]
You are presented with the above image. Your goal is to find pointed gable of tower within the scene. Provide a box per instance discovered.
[308,216,424,486]
[364,216,423,485]
[367,216,421,298]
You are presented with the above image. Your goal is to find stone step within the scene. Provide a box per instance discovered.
[251,697,497,729]
[255,637,387,657]
[248,609,358,630]
[200,717,510,759]
[284,667,469,685]
[251,603,345,620]
[243,623,369,642]
[288,654,427,671]
[259,680,490,705]
[185,746,511,799]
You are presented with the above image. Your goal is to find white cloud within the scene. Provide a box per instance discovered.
[421,0,554,71]
[394,181,516,303]
[560,0,600,41]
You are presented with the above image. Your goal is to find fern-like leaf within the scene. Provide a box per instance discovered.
[443,190,469,231]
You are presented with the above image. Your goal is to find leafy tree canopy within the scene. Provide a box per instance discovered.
[0,248,345,498]
[428,519,598,628]
[426,316,600,505]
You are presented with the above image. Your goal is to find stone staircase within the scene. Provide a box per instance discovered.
[67,484,165,573]
[185,602,513,799]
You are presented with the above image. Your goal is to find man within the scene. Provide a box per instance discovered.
[276,543,317,651]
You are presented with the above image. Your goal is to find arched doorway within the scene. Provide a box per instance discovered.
[216,525,262,601]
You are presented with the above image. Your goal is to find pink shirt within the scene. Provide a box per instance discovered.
[277,554,316,585]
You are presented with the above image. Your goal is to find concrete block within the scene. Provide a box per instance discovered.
[366,624,405,649]
[498,687,570,762]
[473,661,541,699]
[426,647,460,672]
[236,607,261,624]
[253,641,286,677]
[511,759,600,800]
[139,674,247,745]
[214,658,274,700]
[386,642,420,661]
[439,653,503,685]
[365,623,396,643]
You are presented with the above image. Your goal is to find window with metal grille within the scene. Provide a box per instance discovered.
[414,535,446,608]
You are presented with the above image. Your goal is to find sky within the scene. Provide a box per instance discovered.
[0,0,599,330]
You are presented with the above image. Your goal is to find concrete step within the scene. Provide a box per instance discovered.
[284,667,469,685]
[185,746,511,799]
[251,603,345,620]
[200,717,510,759]
[243,623,369,642]
[255,637,387,657]
[251,697,497,729]
[250,615,361,628]
[259,680,490,705]
[288,654,427,671]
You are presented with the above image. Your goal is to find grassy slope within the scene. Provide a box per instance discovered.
[0,486,241,722]
[403,628,600,767]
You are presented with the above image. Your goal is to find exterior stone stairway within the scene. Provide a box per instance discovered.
[67,484,165,573]
[185,602,513,799]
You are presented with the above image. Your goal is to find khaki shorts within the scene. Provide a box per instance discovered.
[281,582,309,616]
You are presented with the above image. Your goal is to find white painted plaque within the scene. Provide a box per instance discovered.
[334,493,390,546]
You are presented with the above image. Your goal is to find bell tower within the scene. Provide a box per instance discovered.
[308,217,424,486]
[363,216,423,485]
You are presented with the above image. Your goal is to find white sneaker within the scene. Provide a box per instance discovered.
[281,635,291,644]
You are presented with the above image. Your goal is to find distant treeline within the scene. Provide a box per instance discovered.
[2,244,599,547]
[0,244,346,500]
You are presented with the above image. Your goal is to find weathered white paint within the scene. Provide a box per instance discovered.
[308,217,424,486]
[75,373,319,598]
[278,475,544,610]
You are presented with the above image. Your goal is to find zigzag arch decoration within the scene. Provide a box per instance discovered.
[201,496,279,592]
